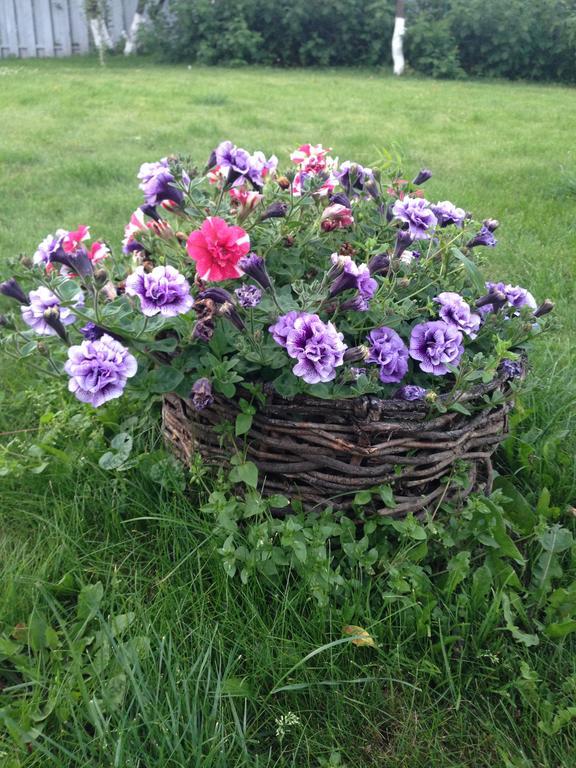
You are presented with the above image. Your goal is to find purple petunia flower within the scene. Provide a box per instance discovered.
[467,225,497,249]
[329,255,377,303]
[138,158,184,207]
[64,334,137,407]
[395,385,427,401]
[33,230,66,267]
[275,312,347,384]
[21,286,83,336]
[125,265,193,318]
[482,282,537,314]
[269,311,306,347]
[190,377,214,411]
[213,141,277,190]
[335,161,375,197]
[431,201,466,228]
[412,169,432,185]
[238,252,271,289]
[392,197,438,240]
[366,326,409,384]
[434,292,481,338]
[499,359,524,379]
[409,321,464,376]
[0,278,29,305]
[235,284,262,308]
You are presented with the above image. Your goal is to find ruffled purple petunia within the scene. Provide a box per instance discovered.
[482,282,537,314]
[269,310,306,347]
[64,334,137,407]
[235,284,262,308]
[366,326,409,384]
[434,292,481,338]
[392,197,438,240]
[33,230,66,267]
[138,158,184,207]
[335,161,375,197]
[467,225,497,249]
[409,320,464,376]
[431,201,466,228]
[21,286,83,336]
[212,141,278,189]
[125,265,193,317]
[329,255,377,306]
[395,385,427,401]
[273,312,346,384]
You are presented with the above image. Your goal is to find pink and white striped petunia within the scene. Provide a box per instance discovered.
[88,241,110,263]
[62,225,90,254]
[290,144,333,174]
[186,217,250,282]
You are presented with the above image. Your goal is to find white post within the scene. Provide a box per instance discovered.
[392,0,406,76]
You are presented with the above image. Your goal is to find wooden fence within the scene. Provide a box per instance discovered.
[0,0,138,58]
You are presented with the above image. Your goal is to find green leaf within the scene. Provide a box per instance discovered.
[537,524,573,553]
[235,412,253,436]
[98,432,133,470]
[229,461,258,489]
[545,620,576,639]
[110,612,136,637]
[148,366,184,394]
[492,477,536,535]
[268,494,290,509]
[378,484,397,508]
[501,592,539,647]
[77,582,104,622]
[353,490,372,506]
[451,246,486,293]
[28,610,48,651]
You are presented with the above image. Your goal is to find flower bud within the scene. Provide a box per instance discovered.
[0,278,29,305]
[533,299,554,318]
[329,192,351,208]
[42,306,68,342]
[218,301,245,332]
[20,256,34,269]
[343,345,370,363]
[483,218,500,232]
[368,253,390,276]
[237,253,272,290]
[475,290,506,311]
[277,176,291,190]
[412,169,432,185]
[93,268,108,287]
[37,342,49,356]
[393,229,414,259]
[283,235,295,248]
[260,201,288,221]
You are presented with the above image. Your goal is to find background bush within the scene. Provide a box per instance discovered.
[142,0,576,83]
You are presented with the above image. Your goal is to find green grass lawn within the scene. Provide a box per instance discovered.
[1,58,576,767]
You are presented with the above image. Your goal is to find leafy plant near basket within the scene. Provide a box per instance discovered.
[0,141,553,516]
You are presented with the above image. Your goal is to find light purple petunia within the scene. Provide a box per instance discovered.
[138,158,184,207]
[482,282,537,314]
[431,201,466,228]
[235,284,262,308]
[274,312,347,384]
[366,326,409,384]
[392,197,438,240]
[467,225,497,249]
[409,320,464,376]
[21,286,83,336]
[33,230,66,267]
[125,265,193,317]
[395,385,427,401]
[269,310,306,347]
[434,292,481,338]
[64,334,137,407]
[329,255,377,305]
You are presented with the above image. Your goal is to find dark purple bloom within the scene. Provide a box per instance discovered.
[434,292,481,338]
[336,161,375,197]
[392,197,437,240]
[499,359,524,379]
[21,286,83,336]
[140,203,162,222]
[329,256,377,301]
[64,334,137,407]
[213,141,277,189]
[366,326,409,384]
[340,295,370,312]
[395,385,427,401]
[269,310,306,347]
[238,253,272,290]
[42,307,69,342]
[260,202,288,221]
[277,313,347,384]
[193,319,215,342]
[329,192,352,208]
[0,278,29,305]
[467,226,497,249]
[409,321,464,376]
[483,282,536,313]
[49,246,94,281]
[431,201,466,228]
[235,284,262,308]
[190,378,214,411]
[138,158,184,207]
[197,287,234,305]
[81,322,106,341]
[368,253,390,277]
[412,169,432,185]
[125,265,193,318]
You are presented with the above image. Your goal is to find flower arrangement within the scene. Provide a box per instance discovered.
[1,141,553,418]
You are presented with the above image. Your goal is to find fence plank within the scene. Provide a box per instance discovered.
[108,0,125,43]
[50,0,72,56]
[14,0,36,58]
[0,0,20,57]
[68,0,89,54]
[32,0,54,57]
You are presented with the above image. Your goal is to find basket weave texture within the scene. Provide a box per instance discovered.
[162,370,516,518]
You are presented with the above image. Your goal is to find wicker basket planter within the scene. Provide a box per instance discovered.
[162,365,519,518]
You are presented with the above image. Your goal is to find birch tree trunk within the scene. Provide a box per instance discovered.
[392,0,406,76]
[124,0,147,55]
[86,1,113,62]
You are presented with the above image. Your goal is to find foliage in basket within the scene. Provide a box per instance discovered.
[0,141,553,507]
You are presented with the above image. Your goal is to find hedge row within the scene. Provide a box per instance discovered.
[141,0,576,83]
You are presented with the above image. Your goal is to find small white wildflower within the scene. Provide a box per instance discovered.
[275,711,301,741]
